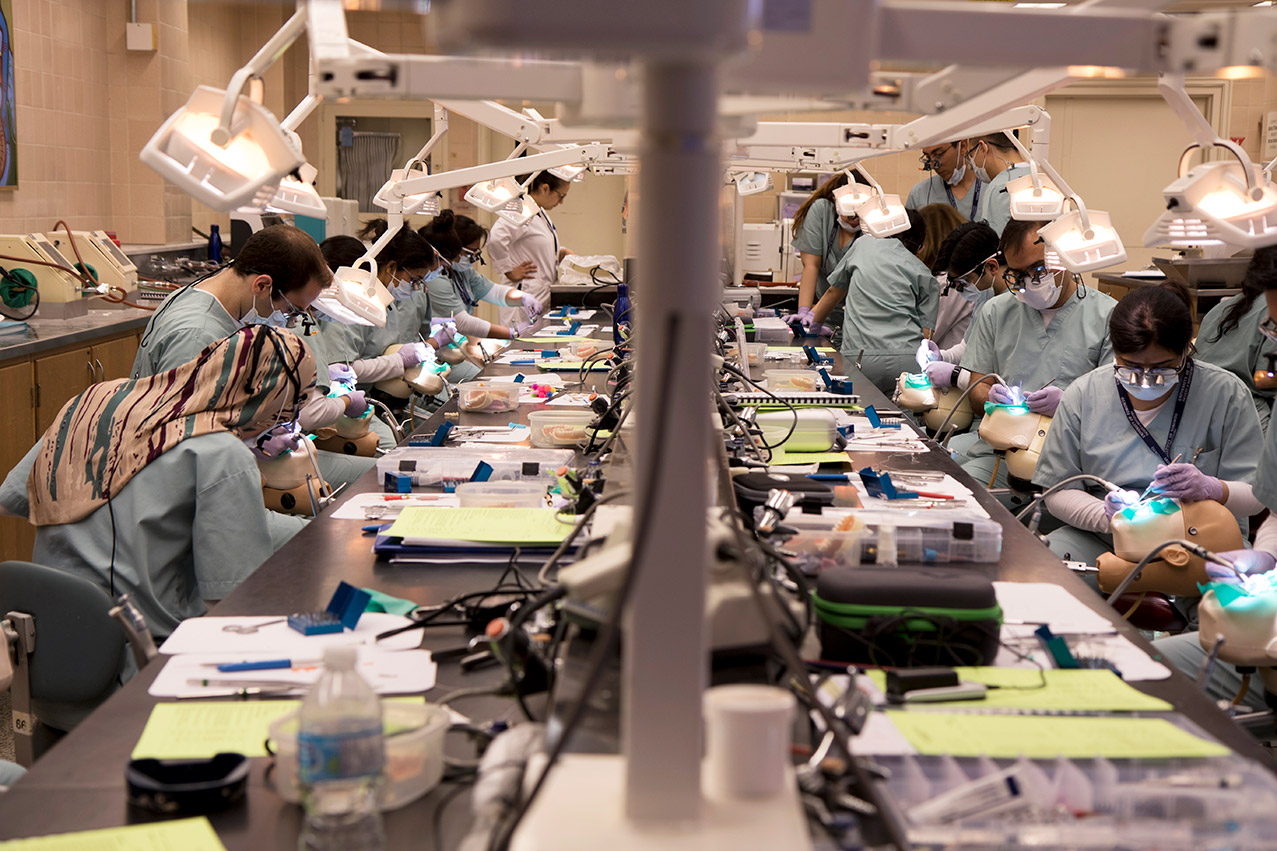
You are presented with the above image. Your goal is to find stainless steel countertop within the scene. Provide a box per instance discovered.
[0,307,152,362]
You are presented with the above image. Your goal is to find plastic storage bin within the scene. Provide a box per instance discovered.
[765,369,822,393]
[269,701,451,811]
[456,380,521,413]
[528,410,597,447]
[727,342,767,367]
[755,409,837,452]
[454,481,549,508]
[751,316,793,343]
[781,514,1003,569]
[569,338,613,359]
[377,447,575,488]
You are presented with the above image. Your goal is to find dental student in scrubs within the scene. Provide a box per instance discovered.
[808,209,940,396]
[1034,284,1262,566]
[1195,259,1277,432]
[921,222,1008,394]
[970,132,1030,236]
[132,225,372,491]
[952,219,1117,490]
[786,173,863,341]
[906,139,983,222]
[916,203,969,351]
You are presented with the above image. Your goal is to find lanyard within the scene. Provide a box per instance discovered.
[825,216,855,268]
[943,176,981,219]
[451,268,476,309]
[1115,359,1195,465]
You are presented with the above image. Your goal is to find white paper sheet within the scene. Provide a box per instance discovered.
[993,582,1114,633]
[149,647,437,698]
[329,492,461,520]
[159,613,422,655]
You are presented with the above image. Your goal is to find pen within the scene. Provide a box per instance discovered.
[207,658,323,673]
[186,677,299,689]
[807,474,850,482]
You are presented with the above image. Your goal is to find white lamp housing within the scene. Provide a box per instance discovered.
[1040,208,1127,272]
[312,261,392,327]
[733,171,772,196]
[374,166,441,216]
[857,193,910,238]
[140,85,304,212]
[267,161,327,218]
[549,163,588,182]
[833,182,876,216]
[1144,160,1277,249]
[494,194,542,226]
[1007,172,1066,221]
[465,176,526,212]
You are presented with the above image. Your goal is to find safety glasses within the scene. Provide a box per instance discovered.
[461,246,486,266]
[1001,262,1057,292]
[1260,314,1277,345]
[1113,360,1187,388]
[952,252,1002,290]
[919,143,954,170]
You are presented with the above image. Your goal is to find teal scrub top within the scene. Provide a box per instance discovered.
[975,162,1031,236]
[905,174,981,221]
[317,291,433,366]
[827,236,940,356]
[960,286,1117,394]
[427,267,506,320]
[792,198,857,304]
[1034,360,1262,499]
[1255,392,1277,510]
[0,432,305,638]
[1195,293,1276,431]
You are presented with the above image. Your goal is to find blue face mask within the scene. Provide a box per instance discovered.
[423,267,445,282]
[451,258,473,272]
[388,276,417,302]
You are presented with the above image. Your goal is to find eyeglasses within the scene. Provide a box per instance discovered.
[952,252,1002,290]
[462,247,486,265]
[919,144,954,170]
[1001,262,1057,292]
[549,188,568,202]
[1113,358,1188,388]
[1260,315,1277,345]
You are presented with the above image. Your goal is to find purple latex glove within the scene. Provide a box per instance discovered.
[344,390,368,418]
[519,291,544,319]
[1104,489,1140,520]
[795,319,834,337]
[923,339,941,362]
[327,363,356,387]
[1206,548,1277,584]
[398,342,430,367]
[429,322,458,349]
[250,424,303,460]
[924,360,957,389]
[988,383,1017,406]
[1025,385,1062,416]
[512,320,534,338]
[1150,463,1224,502]
[784,306,814,330]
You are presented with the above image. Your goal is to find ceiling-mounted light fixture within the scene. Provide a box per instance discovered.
[849,163,908,237]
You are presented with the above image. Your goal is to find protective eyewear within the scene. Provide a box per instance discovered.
[461,247,486,266]
[952,252,1001,290]
[919,144,954,170]
[1113,359,1187,388]
[1001,262,1057,292]
[1260,315,1277,345]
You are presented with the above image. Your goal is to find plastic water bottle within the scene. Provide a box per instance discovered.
[612,280,632,348]
[208,224,223,264]
[297,645,385,851]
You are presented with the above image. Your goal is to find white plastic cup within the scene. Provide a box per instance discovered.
[703,684,796,800]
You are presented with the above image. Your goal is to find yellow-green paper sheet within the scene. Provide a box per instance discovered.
[0,817,226,850]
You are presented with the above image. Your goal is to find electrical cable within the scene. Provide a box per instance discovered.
[1013,473,1121,523]
[536,490,632,586]
[933,371,1006,448]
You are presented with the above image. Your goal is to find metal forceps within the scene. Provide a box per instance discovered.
[222,618,286,634]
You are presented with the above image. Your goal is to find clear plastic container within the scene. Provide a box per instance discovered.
[271,701,451,811]
[728,342,768,367]
[528,410,597,447]
[751,316,793,343]
[454,481,549,508]
[569,338,613,359]
[756,409,837,452]
[781,515,1003,570]
[765,369,822,393]
[456,380,521,413]
[377,447,575,488]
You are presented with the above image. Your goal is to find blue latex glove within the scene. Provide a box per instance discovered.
[1206,549,1277,584]
[250,424,303,460]
[988,383,1018,406]
[344,390,368,418]
[328,363,357,387]
[784,306,814,330]
[519,291,544,319]
[1150,463,1224,502]
[924,360,958,389]
[1104,489,1140,520]
[398,342,430,368]
[1025,385,1062,416]
[430,322,458,349]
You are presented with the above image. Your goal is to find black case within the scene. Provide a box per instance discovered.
[812,566,1003,667]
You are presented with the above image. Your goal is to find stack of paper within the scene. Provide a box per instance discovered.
[375,506,576,564]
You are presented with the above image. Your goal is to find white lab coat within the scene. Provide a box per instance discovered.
[488,210,558,328]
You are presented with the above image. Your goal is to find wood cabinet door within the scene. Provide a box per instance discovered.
[91,334,140,382]
[34,346,93,434]
[0,360,35,562]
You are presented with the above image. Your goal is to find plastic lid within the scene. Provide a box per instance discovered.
[323,645,358,668]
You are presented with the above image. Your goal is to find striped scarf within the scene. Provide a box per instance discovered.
[28,326,315,526]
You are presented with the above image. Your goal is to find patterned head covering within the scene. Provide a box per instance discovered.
[28,326,315,526]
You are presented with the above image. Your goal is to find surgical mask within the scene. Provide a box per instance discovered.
[1122,378,1177,401]
[451,258,473,272]
[1015,270,1063,311]
[240,294,290,328]
[971,147,992,183]
[388,275,416,301]
[423,267,445,283]
[838,219,860,234]
[960,286,992,308]
[946,159,967,186]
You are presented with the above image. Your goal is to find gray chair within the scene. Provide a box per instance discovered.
[0,561,129,766]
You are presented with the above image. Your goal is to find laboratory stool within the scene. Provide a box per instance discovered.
[0,561,129,766]
[1110,591,1189,634]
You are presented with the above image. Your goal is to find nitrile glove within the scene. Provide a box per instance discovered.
[344,390,368,418]
[398,342,430,367]
[988,383,1017,406]
[1104,489,1140,520]
[250,425,303,460]
[1025,385,1062,416]
[519,291,544,319]
[784,306,814,330]
[923,339,941,362]
[328,363,357,387]
[1150,463,1225,503]
[1207,549,1277,584]
[924,360,959,389]
[796,320,834,338]
[512,320,534,338]
[430,322,458,349]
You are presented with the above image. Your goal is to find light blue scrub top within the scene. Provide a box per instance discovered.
[975,162,1031,236]
[317,290,433,369]
[792,198,857,327]
[960,287,1117,395]
[905,174,981,221]
[827,236,940,357]
[1034,360,1261,501]
[1195,294,1276,432]
[0,432,297,638]
[1255,390,1277,510]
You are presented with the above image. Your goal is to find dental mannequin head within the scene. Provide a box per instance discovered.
[1098,498,1245,596]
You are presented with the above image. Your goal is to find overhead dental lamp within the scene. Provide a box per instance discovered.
[848,163,908,238]
[374,108,447,217]
[1039,207,1127,273]
[549,162,589,182]
[732,170,772,196]
[832,176,877,217]
[1001,133,1067,221]
[312,202,402,327]
[267,159,328,219]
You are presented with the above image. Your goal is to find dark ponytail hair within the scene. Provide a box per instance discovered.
[453,213,488,250]
[417,210,463,262]
[320,235,365,272]
[1109,283,1194,356]
[895,209,927,257]
[520,172,568,196]
[943,222,1000,279]
[355,218,436,271]
[1212,246,1277,342]
[791,172,852,237]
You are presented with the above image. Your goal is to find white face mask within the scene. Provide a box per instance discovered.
[1015,270,1063,311]
[240,292,289,328]
[971,146,992,183]
[1122,377,1178,401]
[960,285,992,308]
[388,275,417,301]
[838,218,860,234]
[946,160,967,186]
